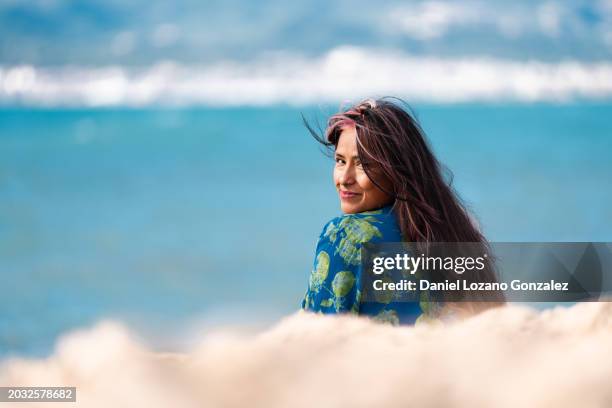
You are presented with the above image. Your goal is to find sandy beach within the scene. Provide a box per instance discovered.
[2,301,611,407]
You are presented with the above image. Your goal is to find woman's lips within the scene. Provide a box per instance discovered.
[339,190,361,200]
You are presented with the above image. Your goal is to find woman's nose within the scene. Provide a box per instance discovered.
[339,164,355,185]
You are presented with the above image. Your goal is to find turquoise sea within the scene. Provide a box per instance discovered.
[1,103,611,357]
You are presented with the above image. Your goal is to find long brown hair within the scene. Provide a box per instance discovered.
[305,97,505,306]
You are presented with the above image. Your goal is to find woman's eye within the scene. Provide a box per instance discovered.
[335,158,345,165]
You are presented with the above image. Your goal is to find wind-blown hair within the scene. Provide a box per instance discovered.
[304,97,505,306]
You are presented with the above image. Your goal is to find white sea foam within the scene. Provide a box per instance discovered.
[387,0,569,40]
[1,301,611,407]
[1,47,612,106]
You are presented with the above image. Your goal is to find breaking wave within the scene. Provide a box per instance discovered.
[2,47,612,107]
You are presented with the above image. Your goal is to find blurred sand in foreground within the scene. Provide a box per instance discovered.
[1,302,611,408]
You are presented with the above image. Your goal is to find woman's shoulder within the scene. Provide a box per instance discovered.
[318,205,402,246]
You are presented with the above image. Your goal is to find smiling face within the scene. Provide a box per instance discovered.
[333,125,394,214]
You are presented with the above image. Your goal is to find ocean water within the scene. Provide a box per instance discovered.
[1,103,611,357]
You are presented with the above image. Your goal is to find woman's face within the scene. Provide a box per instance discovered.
[334,125,394,214]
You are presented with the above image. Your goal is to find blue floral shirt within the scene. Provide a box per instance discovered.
[301,205,429,325]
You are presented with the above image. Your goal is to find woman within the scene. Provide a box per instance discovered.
[300,98,504,325]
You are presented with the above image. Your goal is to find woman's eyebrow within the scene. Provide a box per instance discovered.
[335,152,360,161]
